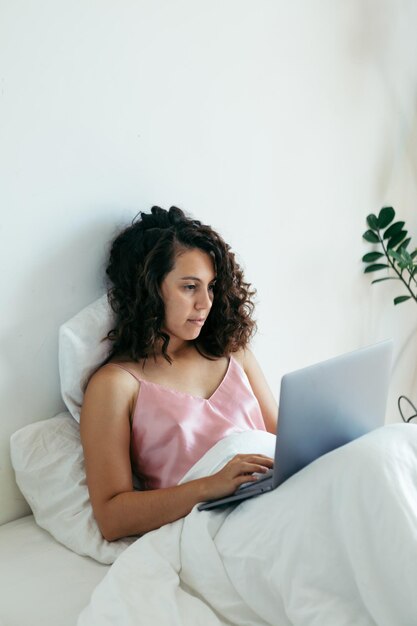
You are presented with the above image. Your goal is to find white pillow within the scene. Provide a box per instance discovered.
[10,413,136,564]
[59,294,114,422]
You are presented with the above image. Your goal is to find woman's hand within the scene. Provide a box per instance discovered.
[201,454,274,501]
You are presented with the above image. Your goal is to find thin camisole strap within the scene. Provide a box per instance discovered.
[108,363,142,383]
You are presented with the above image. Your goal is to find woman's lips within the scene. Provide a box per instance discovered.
[188,319,205,326]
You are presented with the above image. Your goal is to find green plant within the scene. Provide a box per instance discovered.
[362,206,417,306]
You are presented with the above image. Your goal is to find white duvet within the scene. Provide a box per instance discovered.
[78,424,417,626]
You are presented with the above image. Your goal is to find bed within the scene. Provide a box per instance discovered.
[0,515,108,626]
[3,296,417,626]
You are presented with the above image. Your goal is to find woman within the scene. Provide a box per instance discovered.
[80,206,278,541]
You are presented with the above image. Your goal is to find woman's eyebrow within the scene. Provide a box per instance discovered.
[179,276,217,282]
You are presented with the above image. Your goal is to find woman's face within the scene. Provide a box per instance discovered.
[160,248,216,349]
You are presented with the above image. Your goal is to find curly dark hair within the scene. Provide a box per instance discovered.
[105,206,257,364]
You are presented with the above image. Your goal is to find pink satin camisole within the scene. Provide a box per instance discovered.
[114,355,266,489]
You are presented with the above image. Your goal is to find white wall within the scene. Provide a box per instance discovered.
[1,0,417,524]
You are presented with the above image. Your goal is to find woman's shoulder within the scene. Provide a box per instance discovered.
[86,360,141,396]
[230,346,252,371]
[82,361,140,424]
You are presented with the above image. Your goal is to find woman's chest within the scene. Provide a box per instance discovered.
[138,354,234,400]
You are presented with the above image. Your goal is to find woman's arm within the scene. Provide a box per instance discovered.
[241,348,278,434]
[80,366,273,541]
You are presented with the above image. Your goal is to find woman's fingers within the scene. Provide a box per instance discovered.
[205,453,275,500]
[236,462,270,475]
[232,454,274,469]
[222,456,274,481]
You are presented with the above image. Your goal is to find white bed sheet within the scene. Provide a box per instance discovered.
[78,425,417,626]
[0,515,109,626]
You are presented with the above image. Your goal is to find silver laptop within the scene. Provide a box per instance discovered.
[198,339,393,511]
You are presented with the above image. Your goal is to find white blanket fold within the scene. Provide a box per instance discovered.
[78,425,417,626]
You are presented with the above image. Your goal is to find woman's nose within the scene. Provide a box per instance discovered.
[196,289,212,310]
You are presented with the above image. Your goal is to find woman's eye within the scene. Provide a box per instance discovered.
[184,284,215,292]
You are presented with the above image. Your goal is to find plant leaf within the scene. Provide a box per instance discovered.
[397,237,411,252]
[371,277,400,284]
[378,206,395,228]
[363,230,380,243]
[394,295,411,305]
[364,263,390,273]
[366,214,379,230]
[362,252,384,262]
[383,221,405,239]
[387,249,403,263]
[387,230,407,249]
[401,249,413,265]
[389,251,410,270]
[411,250,417,259]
